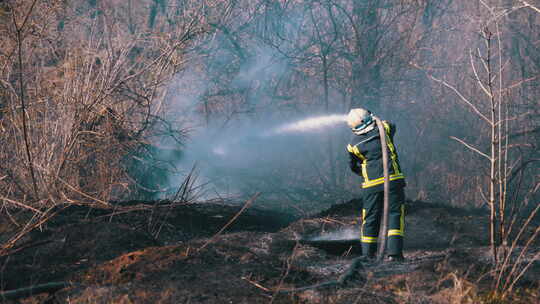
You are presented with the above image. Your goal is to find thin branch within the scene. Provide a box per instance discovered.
[450,136,491,160]
[504,230,540,295]
[0,205,61,257]
[478,184,490,207]
[55,177,110,206]
[429,75,492,124]
[470,49,492,98]
[477,47,490,75]
[0,197,43,214]
[12,0,40,199]
[519,0,540,14]
[503,74,540,91]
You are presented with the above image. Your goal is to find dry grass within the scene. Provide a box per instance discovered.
[0,0,209,257]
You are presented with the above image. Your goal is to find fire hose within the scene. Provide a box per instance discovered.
[374,116,390,261]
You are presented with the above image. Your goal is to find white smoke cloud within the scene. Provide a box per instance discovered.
[309,228,360,241]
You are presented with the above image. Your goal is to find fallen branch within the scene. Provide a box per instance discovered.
[0,205,64,257]
[0,281,73,300]
[198,192,261,251]
[241,276,272,292]
[4,239,54,256]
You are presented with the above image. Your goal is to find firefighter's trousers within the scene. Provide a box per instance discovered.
[360,187,405,257]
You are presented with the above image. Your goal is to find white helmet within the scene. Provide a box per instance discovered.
[347,108,375,135]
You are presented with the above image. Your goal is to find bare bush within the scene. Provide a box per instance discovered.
[0,0,211,255]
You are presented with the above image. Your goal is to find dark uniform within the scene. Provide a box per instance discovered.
[347,121,406,258]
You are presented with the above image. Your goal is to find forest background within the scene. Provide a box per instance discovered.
[0,0,539,288]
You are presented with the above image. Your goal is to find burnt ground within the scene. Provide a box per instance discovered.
[1,199,539,304]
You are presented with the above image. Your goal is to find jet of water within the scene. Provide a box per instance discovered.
[265,114,348,136]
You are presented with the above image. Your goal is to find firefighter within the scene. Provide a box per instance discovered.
[346,108,406,262]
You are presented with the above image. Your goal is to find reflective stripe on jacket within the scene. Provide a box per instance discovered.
[347,121,405,191]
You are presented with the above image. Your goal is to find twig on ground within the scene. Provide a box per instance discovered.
[0,205,65,257]
[320,217,347,225]
[4,239,54,257]
[241,276,272,292]
[0,281,73,300]
[197,192,261,252]
[270,242,298,302]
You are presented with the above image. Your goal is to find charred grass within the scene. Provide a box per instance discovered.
[1,200,539,304]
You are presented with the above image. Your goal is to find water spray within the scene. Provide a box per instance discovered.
[308,228,359,241]
[179,113,350,201]
[265,114,347,136]
[209,113,348,157]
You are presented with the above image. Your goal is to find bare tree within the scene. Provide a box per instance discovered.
[423,0,539,298]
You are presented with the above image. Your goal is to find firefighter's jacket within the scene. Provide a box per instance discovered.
[347,121,405,194]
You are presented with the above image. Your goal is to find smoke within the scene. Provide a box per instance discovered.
[155,62,349,201]
[309,228,360,241]
[140,0,530,209]
[150,6,353,204]
[143,3,361,207]
[168,113,350,201]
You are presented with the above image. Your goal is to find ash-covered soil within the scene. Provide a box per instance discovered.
[1,199,539,303]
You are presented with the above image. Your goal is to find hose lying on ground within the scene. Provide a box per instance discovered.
[273,253,448,294]
[274,257,367,293]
